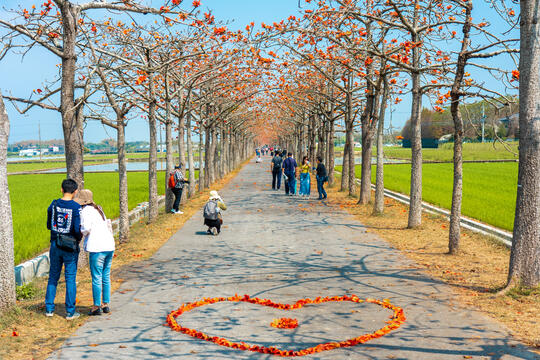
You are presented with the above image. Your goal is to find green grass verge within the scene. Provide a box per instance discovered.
[336,162,517,231]
[9,171,198,264]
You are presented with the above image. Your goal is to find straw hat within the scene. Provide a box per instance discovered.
[209,190,220,200]
[75,189,94,205]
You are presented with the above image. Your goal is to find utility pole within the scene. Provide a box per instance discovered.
[38,119,42,161]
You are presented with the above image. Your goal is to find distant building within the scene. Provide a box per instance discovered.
[19,149,39,157]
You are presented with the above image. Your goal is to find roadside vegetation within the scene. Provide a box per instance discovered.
[336,162,518,231]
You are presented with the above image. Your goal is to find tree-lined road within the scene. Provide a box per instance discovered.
[50,161,538,359]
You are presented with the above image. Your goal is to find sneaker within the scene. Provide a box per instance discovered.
[45,311,54,317]
[170,209,177,214]
[211,227,219,236]
[66,312,81,320]
[175,210,184,214]
[102,306,110,314]
[88,308,102,316]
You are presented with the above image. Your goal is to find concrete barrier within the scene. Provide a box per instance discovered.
[14,195,166,286]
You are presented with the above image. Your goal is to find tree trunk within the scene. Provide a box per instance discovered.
[60,4,84,187]
[164,102,175,213]
[374,81,389,214]
[198,126,205,193]
[147,73,158,223]
[358,133,374,204]
[204,126,211,189]
[117,123,129,243]
[448,2,472,254]
[186,110,196,198]
[177,112,187,204]
[507,0,540,287]
[407,25,423,228]
[327,119,335,186]
[0,91,15,311]
[346,120,356,195]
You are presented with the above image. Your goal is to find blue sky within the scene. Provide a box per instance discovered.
[0,0,518,144]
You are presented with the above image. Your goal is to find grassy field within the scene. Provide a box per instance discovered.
[379,142,519,161]
[334,142,519,161]
[9,171,197,264]
[336,162,518,231]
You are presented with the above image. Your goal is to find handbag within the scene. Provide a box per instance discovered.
[52,200,79,252]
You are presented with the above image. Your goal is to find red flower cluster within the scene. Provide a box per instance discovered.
[165,294,406,357]
[270,317,298,329]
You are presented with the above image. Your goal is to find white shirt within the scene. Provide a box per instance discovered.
[80,206,115,253]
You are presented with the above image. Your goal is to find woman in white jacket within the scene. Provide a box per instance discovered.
[75,189,115,316]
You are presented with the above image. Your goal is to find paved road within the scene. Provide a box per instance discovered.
[50,160,538,360]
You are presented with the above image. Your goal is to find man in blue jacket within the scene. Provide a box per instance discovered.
[45,179,82,320]
[282,152,298,196]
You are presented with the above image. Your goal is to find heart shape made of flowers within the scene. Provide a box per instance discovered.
[165,294,406,357]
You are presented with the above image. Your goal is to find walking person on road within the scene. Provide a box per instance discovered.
[169,164,188,214]
[299,156,311,197]
[283,152,298,196]
[45,179,82,320]
[75,189,115,316]
[316,156,328,200]
[271,151,284,190]
[203,190,227,236]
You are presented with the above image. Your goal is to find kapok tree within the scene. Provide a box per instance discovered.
[0,0,183,186]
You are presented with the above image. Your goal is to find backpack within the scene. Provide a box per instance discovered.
[203,200,219,220]
[168,173,176,189]
[273,156,283,171]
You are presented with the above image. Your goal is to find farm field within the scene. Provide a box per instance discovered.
[336,162,518,231]
[377,142,519,161]
[9,171,197,264]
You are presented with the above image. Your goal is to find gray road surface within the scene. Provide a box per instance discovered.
[50,160,539,360]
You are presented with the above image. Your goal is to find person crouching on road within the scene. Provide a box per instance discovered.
[203,190,227,236]
[75,189,115,316]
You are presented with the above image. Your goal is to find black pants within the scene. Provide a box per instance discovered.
[272,170,282,189]
[204,218,222,233]
[172,187,183,211]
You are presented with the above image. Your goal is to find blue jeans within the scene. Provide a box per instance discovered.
[317,176,327,199]
[89,251,114,307]
[285,172,297,195]
[299,173,310,195]
[272,170,281,189]
[45,240,79,315]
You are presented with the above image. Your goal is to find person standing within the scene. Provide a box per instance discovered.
[169,165,187,214]
[299,156,311,197]
[316,156,328,200]
[282,152,298,196]
[45,179,82,320]
[75,189,115,316]
[271,152,284,190]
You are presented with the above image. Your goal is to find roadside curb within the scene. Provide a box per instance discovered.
[14,195,166,286]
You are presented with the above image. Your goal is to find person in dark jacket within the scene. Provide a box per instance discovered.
[282,152,298,196]
[316,156,328,200]
[45,179,82,320]
[271,152,284,190]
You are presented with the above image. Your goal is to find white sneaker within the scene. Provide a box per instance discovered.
[175,210,184,215]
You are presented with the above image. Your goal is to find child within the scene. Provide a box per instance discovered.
[203,190,227,235]
[45,179,82,320]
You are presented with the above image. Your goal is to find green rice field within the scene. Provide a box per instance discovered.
[9,171,196,264]
[337,162,518,231]
[379,142,519,162]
